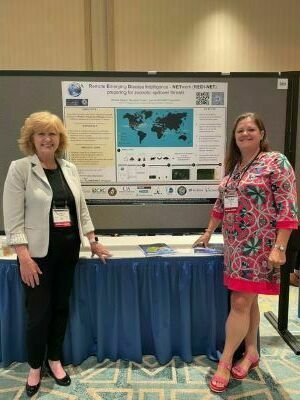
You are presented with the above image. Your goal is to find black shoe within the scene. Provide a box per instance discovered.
[46,360,71,386]
[25,380,41,397]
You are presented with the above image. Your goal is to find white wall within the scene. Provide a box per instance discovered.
[1,0,300,72]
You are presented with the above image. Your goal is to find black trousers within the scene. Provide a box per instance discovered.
[21,227,80,369]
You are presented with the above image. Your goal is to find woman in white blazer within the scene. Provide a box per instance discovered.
[3,111,111,397]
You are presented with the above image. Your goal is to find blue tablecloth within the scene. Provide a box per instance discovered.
[0,256,228,367]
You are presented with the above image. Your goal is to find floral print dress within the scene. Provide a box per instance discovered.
[212,152,298,294]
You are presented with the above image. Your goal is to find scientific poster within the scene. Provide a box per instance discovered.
[62,81,227,202]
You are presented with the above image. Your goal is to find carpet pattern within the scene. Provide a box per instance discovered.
[1,287,299,400]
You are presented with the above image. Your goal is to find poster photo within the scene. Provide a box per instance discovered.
[62,81,227,202]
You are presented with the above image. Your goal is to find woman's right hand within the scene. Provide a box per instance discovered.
[19,256,42,288]
[192,232,211,248]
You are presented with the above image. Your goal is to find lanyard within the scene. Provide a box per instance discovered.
[224,150,261,191]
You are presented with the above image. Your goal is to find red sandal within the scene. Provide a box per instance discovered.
[209,360,232,393]
[231,353,259,380]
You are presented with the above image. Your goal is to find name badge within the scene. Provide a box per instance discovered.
[224,191,238,213]
[52,207,72,227]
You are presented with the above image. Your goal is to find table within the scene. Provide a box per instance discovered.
[0,241,228,368]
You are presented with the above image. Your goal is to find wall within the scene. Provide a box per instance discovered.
[1,0,300,72]
[0,0,91,70]
[111,0,300,72]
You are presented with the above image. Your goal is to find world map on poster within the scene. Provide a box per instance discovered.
[117,108,193,147]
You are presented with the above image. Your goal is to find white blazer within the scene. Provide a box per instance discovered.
[3,154,94,257]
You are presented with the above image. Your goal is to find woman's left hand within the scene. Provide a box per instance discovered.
[268,247,286,269]
[91,242,112,263]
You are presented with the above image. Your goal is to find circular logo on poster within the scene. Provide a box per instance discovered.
[177,186,187,196]
[68,83,82,97]
[108,187,117,196]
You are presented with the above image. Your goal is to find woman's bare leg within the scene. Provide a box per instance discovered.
[211,291,257,389]
[232,296,260,373]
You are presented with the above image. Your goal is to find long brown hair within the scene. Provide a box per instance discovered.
[225,112,270,175]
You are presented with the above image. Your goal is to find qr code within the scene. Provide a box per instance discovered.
[196,92,210,105]
[212,92,224,105]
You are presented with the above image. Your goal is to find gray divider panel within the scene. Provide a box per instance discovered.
[0,73,288,233]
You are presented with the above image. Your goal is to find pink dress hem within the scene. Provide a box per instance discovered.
[224,275,280,295]
[276,221,298,229]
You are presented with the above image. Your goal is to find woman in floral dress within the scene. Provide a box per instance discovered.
[193,112,298,393]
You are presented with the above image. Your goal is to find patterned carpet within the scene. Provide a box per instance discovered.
[1,287,299,400]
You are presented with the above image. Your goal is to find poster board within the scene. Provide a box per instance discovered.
[61,80,227,203]
[0,72,290,233]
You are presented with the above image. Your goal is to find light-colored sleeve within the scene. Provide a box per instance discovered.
[3,161,29,245]
[270,153,298,229]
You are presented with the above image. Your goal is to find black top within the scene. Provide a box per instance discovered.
[43,166,78,229]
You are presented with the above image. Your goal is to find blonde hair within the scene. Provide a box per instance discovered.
[18,111,68,157]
